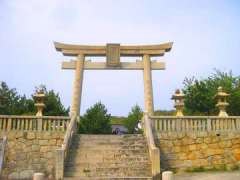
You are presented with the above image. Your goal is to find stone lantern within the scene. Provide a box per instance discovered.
[33,91,46,116]
[171,89,185,117]
[215,86,229,117]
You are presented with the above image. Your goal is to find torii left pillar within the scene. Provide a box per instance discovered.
[70,54,84,116]
[143,54,154,115]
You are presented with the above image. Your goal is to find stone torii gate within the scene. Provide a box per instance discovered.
[54,42,173,116]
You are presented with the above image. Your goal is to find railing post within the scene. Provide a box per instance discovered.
[176,118,181,131]
[37,117,43,131]
[237,118,240,130]
[7,118,12,130]
[56,148,64,180]
[207,118,211,131]
[232,118,236,130]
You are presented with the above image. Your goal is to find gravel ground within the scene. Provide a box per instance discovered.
[174,171,240,180]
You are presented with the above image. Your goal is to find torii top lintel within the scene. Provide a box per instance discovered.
[54,42,173,69]
[54,42,173,57]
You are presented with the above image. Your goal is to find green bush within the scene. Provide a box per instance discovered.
[0,82,69,116]
[78,102,112,134]
[124,104,143,134]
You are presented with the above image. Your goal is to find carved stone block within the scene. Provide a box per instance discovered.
[106,43,120,67]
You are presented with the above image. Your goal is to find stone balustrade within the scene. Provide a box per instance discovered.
[151,116,240,132]
[0,115,70,131]
[143,114,160,178]
[56,115,78,180]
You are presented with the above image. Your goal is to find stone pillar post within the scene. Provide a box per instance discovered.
[33,173,45,180]
[162,171,173,180]
[56,148,64,180]
[70,54,85,116]
[143,54,154,115]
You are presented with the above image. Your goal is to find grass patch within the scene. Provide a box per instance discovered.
[230,165,240,171]
[186,166,205,172]
[110,116,127,125]
[83,168,91,173]
[186,164,240,173]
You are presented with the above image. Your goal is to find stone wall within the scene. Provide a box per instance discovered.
[0,131,65,179]
[155,131,240,172]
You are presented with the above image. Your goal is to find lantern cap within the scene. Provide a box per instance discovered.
[171,89,185,100]
[215,86,229,98]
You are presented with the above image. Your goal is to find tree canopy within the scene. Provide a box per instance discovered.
[0,82,69,116]
[123,104,143,133]
[183,70,240,116]
[78,102,112,134]
[0,82,33,115]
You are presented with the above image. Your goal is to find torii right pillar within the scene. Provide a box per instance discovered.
[143,54,154,115]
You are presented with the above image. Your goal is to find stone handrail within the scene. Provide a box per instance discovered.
[0,115,70,131]
[150,116,240,132]
[56,115,78,180]
[0,136,7,176]
[143,114,160,178]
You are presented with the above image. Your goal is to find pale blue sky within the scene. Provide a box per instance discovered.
[0,0,239,116]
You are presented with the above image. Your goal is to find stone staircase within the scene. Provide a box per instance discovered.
[64,134,152,179]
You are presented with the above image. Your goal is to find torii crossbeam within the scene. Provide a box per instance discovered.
[54,42,173,116]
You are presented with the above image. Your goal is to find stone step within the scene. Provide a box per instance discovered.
[69,148,147,153]
[75,140,147,145]
[64,176,152,180]
[65,161,152,168]
[76,134,144,138]
[66,156,150,164]
[66,154,149,163]
[65,163,152,176]
[70,144,147,150]
[66,152,150,159]
[73,137,145,143]
[68,149,148,155]
[65,165,152,171]
[64,172,152,178]
[71,139,147,145]
[76,136,146,139]
[64,168,152,177]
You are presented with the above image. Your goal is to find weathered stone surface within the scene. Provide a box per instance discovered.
[157,131,240,171]
[19,170,34,179]
[27,132,36,139]
[40,146,48,153]
[32,145,40,151]
[33,172,45,180]
[8,172,19,179]
[189,144,197,151]
[0,131,64,179]
[39,139,48,145]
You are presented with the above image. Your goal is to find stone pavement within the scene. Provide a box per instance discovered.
[174,171,240,180]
